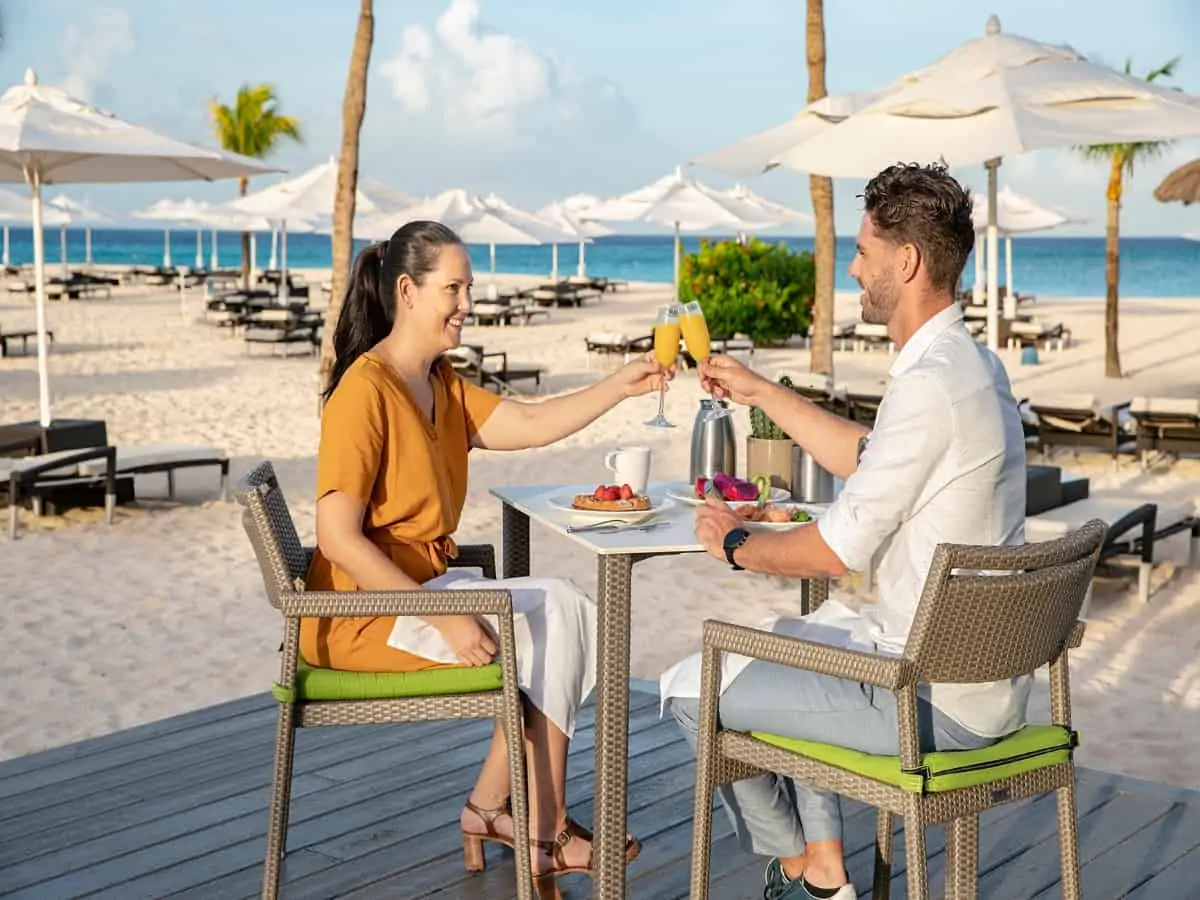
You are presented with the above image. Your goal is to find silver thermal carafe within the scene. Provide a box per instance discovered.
[689,398,737,482]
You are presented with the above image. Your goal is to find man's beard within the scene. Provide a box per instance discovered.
[860,274,899,325]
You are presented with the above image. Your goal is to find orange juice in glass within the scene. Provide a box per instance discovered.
[646,305,679,428]
[679,301,710,362]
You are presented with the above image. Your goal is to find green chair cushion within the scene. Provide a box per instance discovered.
[750,724,1078,794]
[272,661,503,703]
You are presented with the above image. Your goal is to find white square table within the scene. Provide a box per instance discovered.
[488,481,828,899]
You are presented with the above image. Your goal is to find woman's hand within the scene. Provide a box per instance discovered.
[698,355,768,407]
[613,353,674,399]
[429,614,498,667]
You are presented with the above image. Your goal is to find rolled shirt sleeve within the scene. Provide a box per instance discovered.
[818,370,952,572]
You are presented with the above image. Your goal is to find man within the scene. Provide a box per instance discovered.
[661,163,1029,900]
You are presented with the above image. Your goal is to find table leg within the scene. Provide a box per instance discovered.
[501,503,531,578]
[592,553,634,899]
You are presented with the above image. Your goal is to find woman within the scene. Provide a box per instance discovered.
[307,220,667,896]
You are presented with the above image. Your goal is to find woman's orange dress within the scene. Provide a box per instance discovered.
[301,351,501,673]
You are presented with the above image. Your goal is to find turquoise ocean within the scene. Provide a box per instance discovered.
[6,228,1199,298]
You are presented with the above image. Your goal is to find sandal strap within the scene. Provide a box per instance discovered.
[530,816,593,870]
[463,797,511,839]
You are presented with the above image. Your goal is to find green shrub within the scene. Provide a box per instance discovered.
[677,238,814,345]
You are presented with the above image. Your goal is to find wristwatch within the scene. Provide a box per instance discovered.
[722,527,751,571]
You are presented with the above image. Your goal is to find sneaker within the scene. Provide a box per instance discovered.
[762,859,856,900]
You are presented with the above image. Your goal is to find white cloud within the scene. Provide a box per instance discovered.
[60,8,135,102]
[380,0,554,137]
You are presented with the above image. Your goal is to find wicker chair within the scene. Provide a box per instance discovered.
[235,461,534,900]
[688,519,1107,900]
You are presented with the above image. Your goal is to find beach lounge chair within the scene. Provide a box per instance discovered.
[1129,396,1200,461]
[583,331,653,367]
[1,446,118,538]
[846,390,884,428]
[1029,393,1137,461]
[801,322,856,351]
[1007,319,1071,352]
[74,444,230,502]
[782,371,849,417]
[234,462,535,900]
[243,308,324,357]
[444,345,543,394]
[852,322,895,354]
[687,520,1106,900]
[0,323,53,358]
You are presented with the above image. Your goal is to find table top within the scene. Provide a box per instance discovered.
[490,482,709,557]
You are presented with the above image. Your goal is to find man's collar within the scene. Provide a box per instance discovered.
[888,304,964,378]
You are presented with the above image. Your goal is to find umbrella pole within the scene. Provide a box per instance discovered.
[30,172,51,427]
[268,225,278,271]
[985,159,1001,351]
[1004,235,1016,319]
[551,243,558,281]
[195,229,203,270]
[578,240,586,278]
[163,227,172,269]
[279,219,289,303]
[211,229,219,270]
[85,226,93,267]
[2,225,8,268]
[60,225,68,279]
[250,233,257,277]
[972,232,985,306]
[673,221,681,303]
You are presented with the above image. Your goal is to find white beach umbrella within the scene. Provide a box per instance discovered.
[356,189,576,292]
[969,186,1082,313]
[536,199,612,280]
[583,166,779,299]
[46,194,112,270]
[0,68,278,426]
[714,184,813,235]
[132,197,214,269]
[1183,232,1200,241]
[697,16,1200,350]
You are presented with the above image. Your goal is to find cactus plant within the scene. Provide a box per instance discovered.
[749,375,792,440]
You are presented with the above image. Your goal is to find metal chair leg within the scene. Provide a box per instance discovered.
[261,704,297,900]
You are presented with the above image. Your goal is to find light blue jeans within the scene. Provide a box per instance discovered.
[668,656,997,856]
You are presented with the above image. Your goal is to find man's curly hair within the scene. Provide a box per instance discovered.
[861,163,975,293]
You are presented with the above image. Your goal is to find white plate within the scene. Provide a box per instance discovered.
[664,480,791,506]
[546,494,674,522]
[729,502,826,531]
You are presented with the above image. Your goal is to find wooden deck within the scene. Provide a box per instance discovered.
[1,685,1198,899]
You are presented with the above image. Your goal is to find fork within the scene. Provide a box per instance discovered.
[566,517,664,535]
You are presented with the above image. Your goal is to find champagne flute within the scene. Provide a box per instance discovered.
[679,300,731,420]
[646,305,680,428]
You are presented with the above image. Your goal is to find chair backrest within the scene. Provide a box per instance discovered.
[234,461,309,608]
[903,519,1107,684]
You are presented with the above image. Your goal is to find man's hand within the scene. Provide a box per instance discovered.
[694,493,745,563]
[428,614,498,667]
[698,355,769,407]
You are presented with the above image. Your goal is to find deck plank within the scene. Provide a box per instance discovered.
[0,688,1196,899]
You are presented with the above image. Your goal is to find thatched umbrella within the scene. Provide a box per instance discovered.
[1154,159,1200,205]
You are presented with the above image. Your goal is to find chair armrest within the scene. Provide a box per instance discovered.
[481,350,508,371]
[279,587,512,619]
[702,620,912,689]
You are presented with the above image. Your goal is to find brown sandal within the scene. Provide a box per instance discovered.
[460,797,513,872]
[530,816,642,897]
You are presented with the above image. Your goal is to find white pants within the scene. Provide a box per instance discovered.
[387,574,597,738]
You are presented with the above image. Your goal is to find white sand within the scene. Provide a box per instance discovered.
[1,272,1199,788]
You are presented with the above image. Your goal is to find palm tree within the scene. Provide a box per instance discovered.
[1078,57,1179,379]
[208,85,303,289]
[320,0,375,401]
[806,0,836,378]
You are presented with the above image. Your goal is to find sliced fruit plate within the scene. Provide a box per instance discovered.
[664,473,790,506]
[730,502,825,531]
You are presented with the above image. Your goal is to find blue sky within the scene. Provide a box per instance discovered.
[4,0,1199,235]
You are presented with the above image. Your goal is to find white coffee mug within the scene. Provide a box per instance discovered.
[603,446,652,494]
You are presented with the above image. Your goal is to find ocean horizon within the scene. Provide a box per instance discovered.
[4,227,1198,298]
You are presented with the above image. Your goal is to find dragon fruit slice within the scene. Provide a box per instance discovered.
[723,478,761,501]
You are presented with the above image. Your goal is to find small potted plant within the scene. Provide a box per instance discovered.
[746,375,796,492]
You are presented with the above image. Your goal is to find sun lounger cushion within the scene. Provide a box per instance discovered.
[752,724,1076,793]
[785,371,834,392]
[444,346,482,367]
[586,331,631,346]
[0,447,103,478]
[1025,493,1194,542]
[74,444,226,477]
[271,660,503,703]
[1131,397,1200,416]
